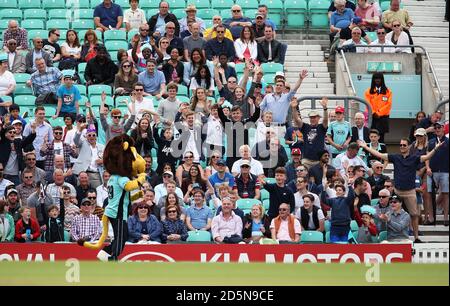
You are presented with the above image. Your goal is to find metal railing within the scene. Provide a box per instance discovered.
[297,96,373,127]
[435,99,449,113]
[339,45,444,101]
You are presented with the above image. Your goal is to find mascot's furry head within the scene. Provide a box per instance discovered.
[103,134,146,179]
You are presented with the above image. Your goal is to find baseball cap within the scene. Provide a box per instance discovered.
[76,114,86,122]
[185,4,197,11]
[80,198,92,206]
[62,70,75,78]
[389,194,402,202]
[11,119,23,126]
[163,170,174,177]
[217,159,226,166]
[275,71,285,79]
[240,160,251,167]
[255,13,264,18]
[0,53,8,62]
[335,106,345,113]
[360,205,376,216]
[308,110,321,117]
[433,120,445,127]
[414,128,427,136]
[291,148,301,156]
[6,189,18,197]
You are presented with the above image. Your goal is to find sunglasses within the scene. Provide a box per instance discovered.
[377,32,386,35]
[24,176,33,179]
[112,116,121,119]
[380,195,389,198]
[27,158,36,161]
[216,31,225,33]
[384,185,392,188]
[88,196,96,200]
[134,88,144,91]
[390,201,400,204]
[63,191,71,195]
[232,10,241,12]
[375,166,383,169]
[87,134,96,137]
[54,131,63,135]
[8,42,17,45]
[296,169,306,172]
[138,206,148,209]
[399,144,408,147]
[81,203,93,206]
[7,130,16,134]
[393,24,401,27]
[123,65,131,68]
[139,29,149,31]
[163,174,172,178]
[35,41,43,43]
[167,210,177,213]
[241,165,250,168]
[161,41,169,44]
[166,27,175,29]
[279,208,289,212]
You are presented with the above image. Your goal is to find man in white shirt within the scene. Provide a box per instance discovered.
[96,170,110,207]
[333,142,369,177]
[270,202,301,242]
[369,27,395,53]
[342,26,368,53]
[129,82,155,129]
[154,172,183,204]
[231,145,264,176]
[124,0,147,32]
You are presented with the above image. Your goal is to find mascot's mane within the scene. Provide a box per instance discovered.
[103,134,136,179]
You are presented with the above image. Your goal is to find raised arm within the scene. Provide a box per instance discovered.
[320,97,329,129]
[290,97,303,129]
[420,139,443,163]
[292,69,308,94]
[357,140,388,161]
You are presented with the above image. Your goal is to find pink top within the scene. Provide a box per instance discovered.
[211,212,243,240]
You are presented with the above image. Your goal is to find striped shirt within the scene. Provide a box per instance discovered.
[30,67,62,96]
[63,203,80,232]
[71,214,102,241]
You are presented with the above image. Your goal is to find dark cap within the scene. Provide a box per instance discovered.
[389,194,402,202]
[216,159,226,166]
[76,114,86,122]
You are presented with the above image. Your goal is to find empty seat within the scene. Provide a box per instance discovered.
[18,0,41,9]
[46,19,70,30]
[104,29,127,41]
[166,0,187,10]
[236,198,262,210]
[197,8,219,20]
[14,73,31,83]
[73,8,94,20]
[72,19,95,30]
[0,0,18,9]
[14,84,33,96]
[14,95,36,106]
[114,0,131,9]
[301,231,324,243]
[90,95,114,106]
[23,9,47,21]
[140,0,160,9]
[236,0,259,10]
[309,0,330,28]
[211,0,234,10]
[261,62,283,74]
[42,0,66,9]
[20,19,45,30]
[284,0,307,29]
[0,9,22,22]
[190,0,211,9]
[172,8,185,19]
[48,8,71,21]
[88,84,112,97]
[186,230,212,242]
[66,0,90,8]
[105,40,128,52]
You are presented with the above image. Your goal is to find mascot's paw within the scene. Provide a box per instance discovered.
[97,250,111,262]
[77,239,86,246]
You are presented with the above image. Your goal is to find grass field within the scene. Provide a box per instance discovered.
[0,262,448,286]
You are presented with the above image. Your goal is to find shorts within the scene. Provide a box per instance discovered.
[394,188,419,217]
[427,172,449,193]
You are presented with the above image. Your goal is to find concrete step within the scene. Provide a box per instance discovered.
[285,55,325,62]
[295,78,332,83]
[283,44,322,51]
[284,61,327,68]
[410,236,449,243]
[406,6,445,13]
[297,90,335,96]
[411,31,449,38]
[403,0,446,6]
[413,22,450,28]
[286,66,329,73]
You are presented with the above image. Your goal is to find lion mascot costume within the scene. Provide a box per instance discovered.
[78,134,147,261]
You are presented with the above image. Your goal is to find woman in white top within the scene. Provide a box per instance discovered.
[204,150,230,178]
[234,26,258,64]
[189,64,215,97]
[183,48,214,87]
[385,20,412,53]
[59,30,82,70]
[0,55,16,96]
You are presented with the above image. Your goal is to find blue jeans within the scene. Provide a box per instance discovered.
[330,225,350,243]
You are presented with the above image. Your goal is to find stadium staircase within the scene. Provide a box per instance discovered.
[403,0,449,100]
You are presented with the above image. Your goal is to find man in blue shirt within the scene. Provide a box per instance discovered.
[329,0,355,42]
[94,0,124,32]
[54,70,80,122]
[208,159,235,196]
[224,5,252,40]
[137,59,166,99]
[326,105,352,158]
[186,189,213,231]
[358,138,444,242]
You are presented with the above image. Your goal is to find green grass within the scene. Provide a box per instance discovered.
[0,262,448,286]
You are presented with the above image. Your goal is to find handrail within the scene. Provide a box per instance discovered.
[339,49,356,95]
[348,44,444,101]
[435,99,449,113]
[297,96,373,127]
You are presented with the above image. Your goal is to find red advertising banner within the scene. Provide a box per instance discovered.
[0,243,412,263]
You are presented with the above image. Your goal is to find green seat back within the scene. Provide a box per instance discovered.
[186,230,212,242]
[301,230,324,243]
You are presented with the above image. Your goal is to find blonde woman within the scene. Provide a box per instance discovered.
[242,204,271,243]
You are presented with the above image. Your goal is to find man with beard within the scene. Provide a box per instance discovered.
[84,45,118,86]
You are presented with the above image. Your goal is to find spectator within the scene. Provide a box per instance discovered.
[43,29,62,63]
[40,126,76,174]
[159,190,186,221]
[257,25,282,63]
[180,4,206,34]
[341,26,368,53]
[255,138,288,177]
[181,165,207,198]
[365,73,392,143]
[333,142,368,177]
[177,110,205,162]
[0,200,14,242]
[379,194,411,242]
[353,204,378,243]
[124,0,147,32]
[160,22,184,55]
[321,174,355,243]
[156,83,181,125]
[204,25,236,61]
[101,103,135,144]
[426,121,449,226]
[231,145,264,177]
[373,188,391,231]
[257,4,277,31]
[14,207,40,242]
[409,111,427,143]
[186,189,213,231]
[161,204,188,243]
[215,58,238,102]
[367,161,389,199]
[353,176,371,209]
[41,191,66,242]
[270,202,301,243]
[22,152,46,184]
[385,19,412,53]
[96,171,110,208]
[2,104,26,129]
[208,159,235,195]
[358,138,444,242]
[355,0,381,32]
[5,188,21,222]
[291,97,329,169]
[114,60,138,96]
[59,30,82,70]
[128,201,161,243]
[5,39,26,73]
[326,105,352,158]
[382,0,414,46]
[154,173,183,204]
[189,65,214,96]
[94,0,123,32]
[85,45,118,86]
[72,124,105,189]
[183,23,206,61]
[162,47,184,84]
[417,110,443,141]
[25,38,52,74]
[211,196,243,243]
[153,36,171,64]
[351,112,370,144]
[2,20,28,51]
[363,129,387,167]
[224,5,252,40]
[233,160,261,200]
[138,59,166,98]
[153,125,177,175]
[71,197,102,242]
[252,13,268,42]
[242,204,271,243]
[52,71,80,121]
[130,117,154,157]
[309,150,336,186]
[80,29,101,63]
[74,173,92,206]
[234,26,258,64]
[22,107,52,169]
[46,168,76,204]
[16,170,36,205]
[147,1,180,38]
[0,163,12,197]
[45,154,77,186]
[329,0,355,42]
[131,38,155,73]
[369,27,396,53]
[183,49,213,87]
[293,177,321,214]
[298,194,325,232]
[260,167,295,220]
[328,0,356,18]
[204,151,228,178]
[204,16,234,41]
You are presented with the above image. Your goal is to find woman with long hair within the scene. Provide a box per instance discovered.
[183,48,213,86]
[130,117,154,157]
[364,72,392,143]
[385,19,412,53]
[409,111,426,143]
[234,26,258,64]
[80,29,101,62]
[242,204,271,243]
[190,87,211,119]
[181,164,207,197]
[59,29,81,70]
[204,150,229,178]
[154,37,170,65]
[160,192,186,222]
[176,151,204,186]
[189,64,214,96]
[114,60,138,96]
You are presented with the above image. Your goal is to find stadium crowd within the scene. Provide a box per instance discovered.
[0,0,448,245]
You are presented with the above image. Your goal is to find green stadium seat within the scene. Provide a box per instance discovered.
[265,177,276,184]
[23,9,47,21]
[260,0,283,26]
[104,29,127,41]
[78,62,87,74]
[371,198,379,207]
[0,9,22,22]
[309,0,330,28]
[0,95,13,103]
[365,31,377,43]
[325,231,330,243]
[48,9,71,21]
[72,19,95,31]
[14,84,33,96]
[147,9,159,18]
[127,28,139,42]
[46,19,70,30]
[44,105,56,117]
[236,0,259,10]
[78,95,88,106]
[28,30,48,42]
[66,0,91,8]
[378,230,387,242]
[18,0,41,9]
[114,0,131,9]
[20,19,45,30]
[43,0,66,9]
[177,96,190,103]
[166,0,187,10]
[172,8,185,19]
[204,19,213,28]
[140,0,161,9]
[260,189,269,201]
[190,0,211,9]
[350,220,359,232]
[88,84,112,97]
[300,230,324,243]
[261,62,283,74]
[105,40,128,52]
[14,95,36,106]
[259,238,279,244]
[177,84,189,97]
[220,9,232,19]
[90,0,103,8]
[186,230,212,242]
[73,8,94,20]
[262,199,269,210]
[0,0,18,9]
[74,84,87,96]
[234,63,245,74]
[236,198,262,210]
[211,0,234,10]
[244,9,257,19]
[48,116,65,127]
[324,220,330,232]
[14,73,31,83]
[284,0,307,29]
[90,95,114,107]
